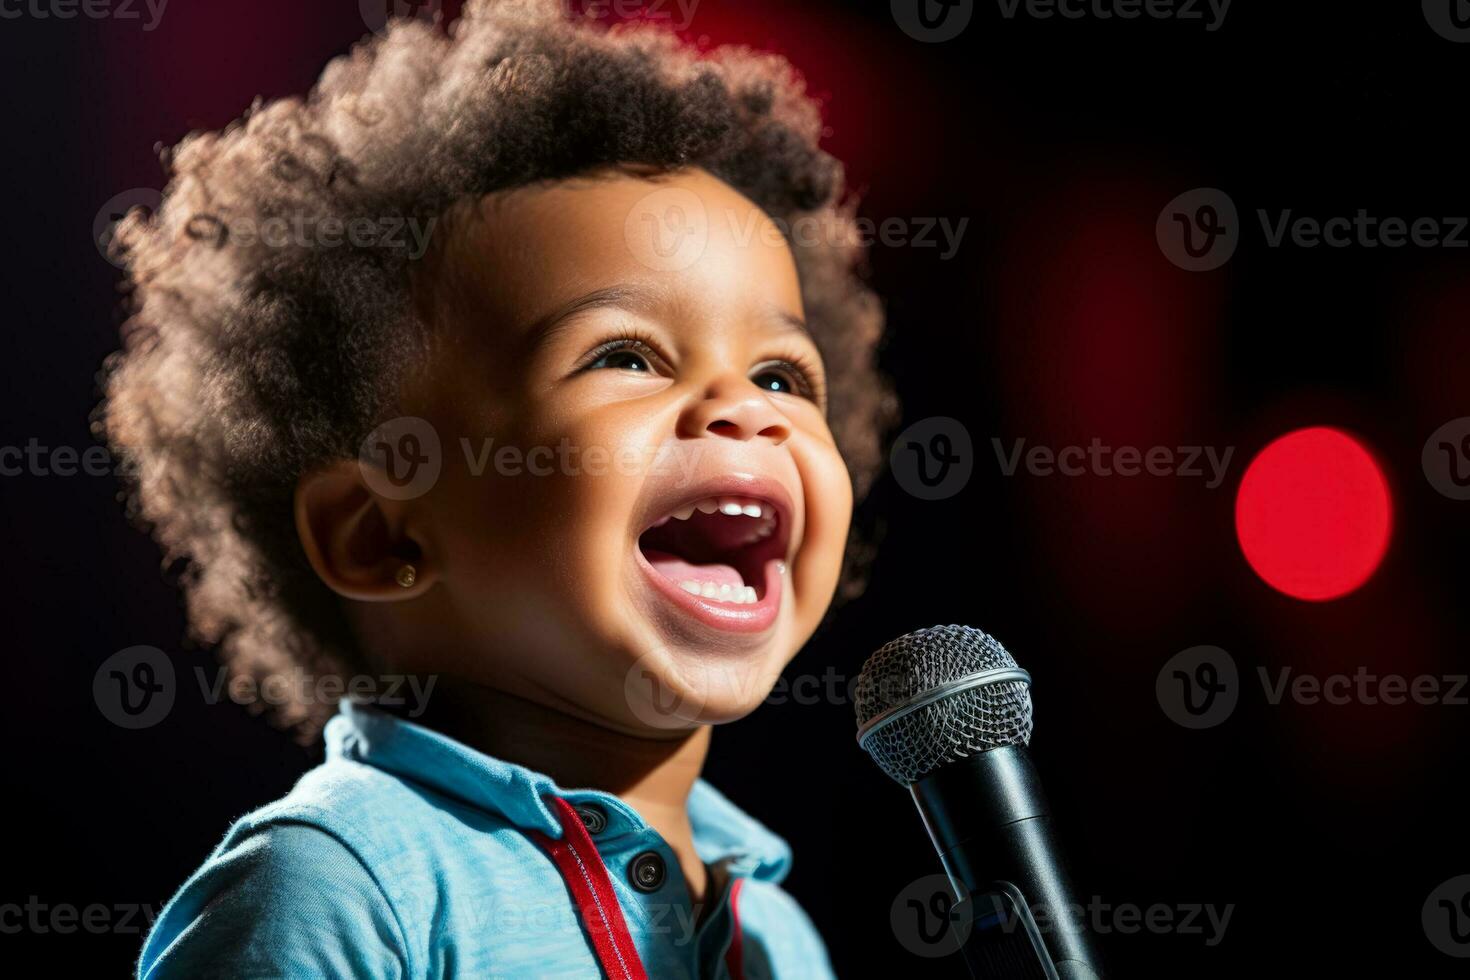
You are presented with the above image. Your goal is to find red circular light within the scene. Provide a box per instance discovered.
[1234,427,1392,601]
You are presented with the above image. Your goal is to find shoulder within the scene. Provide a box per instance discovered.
[237,752,517,878]
[241,752,424,833]
[137,820,410,979]
[734,877,837,979]
[138,755,512,980]
[138,758,552,975]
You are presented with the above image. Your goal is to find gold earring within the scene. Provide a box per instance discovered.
[394,564,417,589]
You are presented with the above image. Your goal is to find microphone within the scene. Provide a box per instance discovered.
[854,624,1103,979]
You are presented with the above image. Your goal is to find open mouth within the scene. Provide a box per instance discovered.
[637,495,789,607]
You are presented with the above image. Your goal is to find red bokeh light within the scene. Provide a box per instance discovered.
[1235,427,1392,601]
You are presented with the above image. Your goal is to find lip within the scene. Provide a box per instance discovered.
[635,547,784,633]
[632,473,798,635]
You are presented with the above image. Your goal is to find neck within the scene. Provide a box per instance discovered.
[394,679,713,902]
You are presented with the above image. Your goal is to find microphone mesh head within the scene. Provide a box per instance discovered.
[854,624,1033,785]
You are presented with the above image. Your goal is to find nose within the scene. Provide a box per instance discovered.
[679,375,792,446]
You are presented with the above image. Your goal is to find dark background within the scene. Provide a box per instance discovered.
[3,0,1468,975]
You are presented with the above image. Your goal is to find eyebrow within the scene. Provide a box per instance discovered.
[517,284,660,352]
[516,282,811,353]
[766,308,811,338]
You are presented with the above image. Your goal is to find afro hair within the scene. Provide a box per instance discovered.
[97,0,896,740]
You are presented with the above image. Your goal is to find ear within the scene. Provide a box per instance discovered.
[294,459,435,601]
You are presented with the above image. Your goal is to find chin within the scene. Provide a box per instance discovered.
[617,628,796,731]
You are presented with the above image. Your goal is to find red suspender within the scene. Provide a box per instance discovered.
[528,796,649,980]
[723,876,746,979]
[528,795,746,980]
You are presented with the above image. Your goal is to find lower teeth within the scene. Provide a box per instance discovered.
[678,580,758,604]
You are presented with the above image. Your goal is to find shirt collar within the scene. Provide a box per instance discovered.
[325,699,793,883]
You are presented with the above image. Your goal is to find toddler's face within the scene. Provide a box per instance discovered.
[400,167,852,732]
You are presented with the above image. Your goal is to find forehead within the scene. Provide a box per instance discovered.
[430,167,806,337]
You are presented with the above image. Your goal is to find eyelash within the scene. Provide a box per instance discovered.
[577,329,827,405]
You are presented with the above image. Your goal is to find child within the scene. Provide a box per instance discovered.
[102,1,893,976]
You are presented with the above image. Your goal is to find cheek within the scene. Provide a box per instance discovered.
[420,405,666,691]
[436,404,663,582]
[790,432,854,615]
[531,403,669,526]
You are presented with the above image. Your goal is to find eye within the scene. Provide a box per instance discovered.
[589,347,652,372]
[752,368,797,394]
[580,334,664,375]
[750,360,820,402]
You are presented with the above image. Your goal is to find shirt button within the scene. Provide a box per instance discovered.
[573,804,607,835]
[628,850,666,893]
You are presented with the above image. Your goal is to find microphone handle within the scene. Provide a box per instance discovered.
[910,745,1103,979]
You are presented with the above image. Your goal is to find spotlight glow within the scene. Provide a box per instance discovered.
[1234,427,1392,601]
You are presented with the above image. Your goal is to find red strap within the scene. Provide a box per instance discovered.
[528,796,649,980]
[724,875,745,979]
[528,795,746,980]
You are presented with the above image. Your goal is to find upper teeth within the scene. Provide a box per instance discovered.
[651,496,777,542]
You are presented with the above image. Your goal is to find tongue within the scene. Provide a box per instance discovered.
[642,549,746,590]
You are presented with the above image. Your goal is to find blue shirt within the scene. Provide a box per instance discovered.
[137,700,834,979]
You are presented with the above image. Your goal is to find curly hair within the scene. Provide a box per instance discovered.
[96,0,896,740]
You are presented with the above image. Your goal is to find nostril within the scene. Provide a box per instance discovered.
[705,419,791,441]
